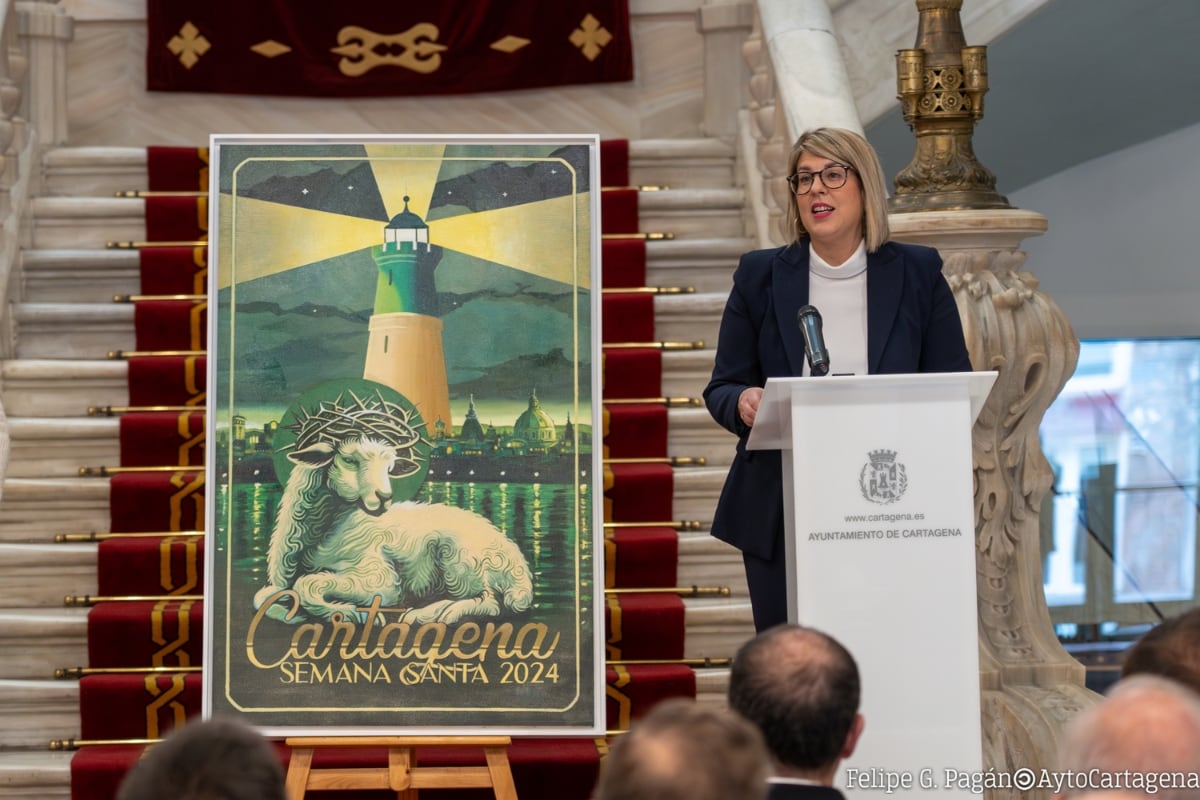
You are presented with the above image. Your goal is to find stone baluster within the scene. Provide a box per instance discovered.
[742,10,790,245]
[16,0,73,152]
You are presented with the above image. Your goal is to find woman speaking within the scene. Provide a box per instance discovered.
[704,128,972,631]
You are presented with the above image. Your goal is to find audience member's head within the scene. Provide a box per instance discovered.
[1121,608,1200,693]
[116,716,286,800]
[728,623,864,784]
[594,697,770,800]
[1056,674,1200,800]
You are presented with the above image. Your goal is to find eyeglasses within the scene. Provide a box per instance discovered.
[787,165,852,195]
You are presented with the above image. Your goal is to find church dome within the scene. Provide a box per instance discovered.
[512,389,557,443]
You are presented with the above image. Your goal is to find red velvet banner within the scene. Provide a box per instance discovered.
[147,2,633,97]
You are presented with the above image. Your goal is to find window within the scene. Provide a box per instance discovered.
[1039,338,1200,648]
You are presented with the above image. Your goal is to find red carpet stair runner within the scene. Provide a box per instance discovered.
[65,143,716,800]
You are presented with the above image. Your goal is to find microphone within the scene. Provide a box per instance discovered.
[796,304,830,377]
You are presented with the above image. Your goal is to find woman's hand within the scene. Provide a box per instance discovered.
[738,386,763,427]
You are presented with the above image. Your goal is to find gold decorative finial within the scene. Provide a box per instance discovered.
[889,0,1010,212]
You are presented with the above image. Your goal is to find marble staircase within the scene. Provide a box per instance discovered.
[0,138,757,797]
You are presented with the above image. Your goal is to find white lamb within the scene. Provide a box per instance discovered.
[254,435,534,625]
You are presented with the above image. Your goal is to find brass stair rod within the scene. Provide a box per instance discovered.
[602,397,703,407]
[607,658,732,667]
[599,185,668,192]
[600,231,676,241]
[606,586,729,597]
[56,530,204,542]
[113,294,206,302]
[602,341,704,351]
[603,521,701,531]
[603,456,706,466]
[600,232,674,241]
[600,286,695,295]
[88,405,206,416]
[64,594,203,606]
[79,466,204,476]
[108,350,206,359]
[55,665,202,678]
[50,737,163,751]
[114,190,206,198]
[107,240,208,249]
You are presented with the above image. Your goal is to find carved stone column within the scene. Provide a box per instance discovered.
[891,209,1096,800]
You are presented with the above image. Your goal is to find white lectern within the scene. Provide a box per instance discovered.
[747,371,997,800]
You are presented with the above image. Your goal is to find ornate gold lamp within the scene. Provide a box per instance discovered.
[889,0,1010,212]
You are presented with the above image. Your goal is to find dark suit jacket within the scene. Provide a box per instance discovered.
[704,240,972,560]
[768,783,848,800]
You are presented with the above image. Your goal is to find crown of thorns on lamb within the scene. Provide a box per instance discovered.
[280,389,429,479]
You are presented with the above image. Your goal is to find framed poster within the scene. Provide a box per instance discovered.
[203,134,604,735]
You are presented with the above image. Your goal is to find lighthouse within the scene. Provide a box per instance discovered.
[362,196,452,433]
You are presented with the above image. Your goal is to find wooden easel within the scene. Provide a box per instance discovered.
[284,736,518,800]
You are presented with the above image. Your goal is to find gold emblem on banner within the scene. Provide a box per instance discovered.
[167,22,211,70]
[250,40,292,58]
[491,35,530,53]
[569,14,612,62]
[332,24,447,76]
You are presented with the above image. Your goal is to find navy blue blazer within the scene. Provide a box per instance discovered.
[704,240,972,560]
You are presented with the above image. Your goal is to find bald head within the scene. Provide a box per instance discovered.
[729,624,861,776]
[1059,675,1200,800]
[595,698,769,800]
[116,716,286,800]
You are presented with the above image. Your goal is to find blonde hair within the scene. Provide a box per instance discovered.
[785,128,890,252]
